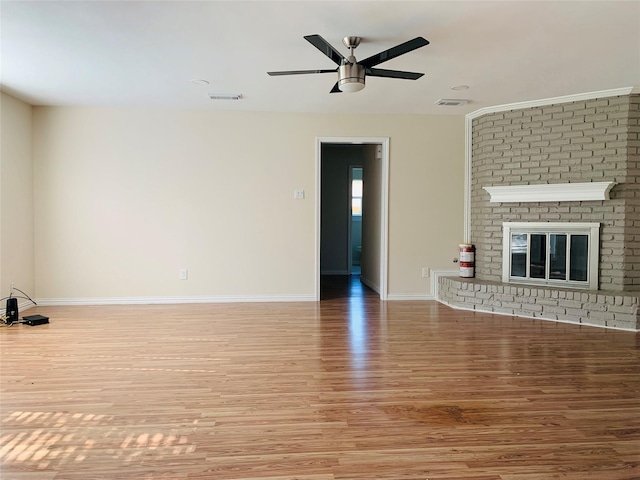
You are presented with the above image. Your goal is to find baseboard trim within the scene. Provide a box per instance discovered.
[378,270,460,301]
[431,269,460,299]
[387,293,435,301]
[36,294,317,306]
[30,273,463,307]
[359,276,380,295]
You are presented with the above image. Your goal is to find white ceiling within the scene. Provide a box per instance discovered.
[1,0,639,115]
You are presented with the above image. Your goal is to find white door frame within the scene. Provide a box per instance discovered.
[315,137,389,301]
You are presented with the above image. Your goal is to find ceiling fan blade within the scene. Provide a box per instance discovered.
[268,69,337,76]
[366,68,424,80]
[330,82,342,93]
[359,37,429,68]
[304,34,345,66]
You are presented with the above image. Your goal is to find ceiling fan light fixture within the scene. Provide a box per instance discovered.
[268,34,429,94]
[338,63,365,92]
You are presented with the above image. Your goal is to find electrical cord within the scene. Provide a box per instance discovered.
[0,314,20,327]
[0,295,31,303]
[12,287,37,306]
[0,288,37,306]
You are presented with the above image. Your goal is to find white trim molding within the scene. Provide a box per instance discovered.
[484,182,616,203]
[360,275,380,295]
[431,269,460,300]
[467,86,637,120]
[36,294,316,306]
[463,116,473,243]
[387,269,460,301]
[387,293,435,301]
[315,136,390,302]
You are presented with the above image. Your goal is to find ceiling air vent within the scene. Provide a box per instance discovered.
[209,94,242,100]
[435,98,469,106]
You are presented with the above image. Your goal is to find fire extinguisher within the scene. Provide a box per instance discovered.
[459,243,475,278]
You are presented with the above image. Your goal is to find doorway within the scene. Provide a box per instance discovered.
[350,166,363,276]
[315,137,389,301]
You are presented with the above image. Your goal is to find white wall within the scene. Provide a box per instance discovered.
[0,92,34,307]
[31,107,464,302]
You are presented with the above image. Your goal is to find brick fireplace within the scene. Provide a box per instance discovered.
[438,89,640,331]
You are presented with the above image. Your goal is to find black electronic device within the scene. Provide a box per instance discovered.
[23,314,49,326]
[6,297,19,323]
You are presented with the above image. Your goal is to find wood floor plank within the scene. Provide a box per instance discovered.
[1,285,639,479]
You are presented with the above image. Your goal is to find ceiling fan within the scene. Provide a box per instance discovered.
[267,34,430,93]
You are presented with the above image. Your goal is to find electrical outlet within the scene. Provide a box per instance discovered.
[421,267,430,278]
[179,268,188,280]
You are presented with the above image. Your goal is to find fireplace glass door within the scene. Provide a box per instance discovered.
[503,223,599,290]
[549,234,567,280]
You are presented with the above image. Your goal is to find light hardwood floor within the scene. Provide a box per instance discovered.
[2,282,639,479]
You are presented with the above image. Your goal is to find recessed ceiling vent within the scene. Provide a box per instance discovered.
[209,94,242,100]
[435,98,469,106]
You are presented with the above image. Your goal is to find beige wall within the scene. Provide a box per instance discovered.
[361,144,382,293]
[1,92,34,304]
[387,120,466,294]
[31,106,464,301]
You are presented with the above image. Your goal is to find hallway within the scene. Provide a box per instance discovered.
[320,274,378,301]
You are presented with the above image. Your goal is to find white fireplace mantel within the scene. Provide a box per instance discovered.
[483,182,617,203]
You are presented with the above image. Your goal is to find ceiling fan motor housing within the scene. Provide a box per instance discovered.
[338,61,365,92]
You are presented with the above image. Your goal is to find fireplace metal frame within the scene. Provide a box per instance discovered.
[502,222,600,290]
